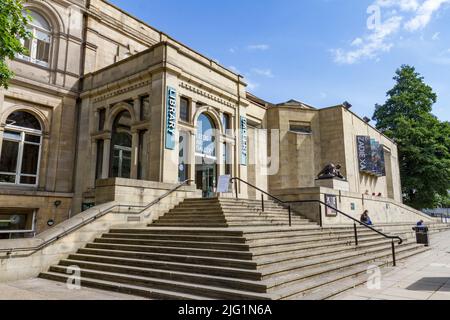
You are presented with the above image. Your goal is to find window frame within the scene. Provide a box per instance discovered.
[17,11,52,68]
[179,97,191,123]
[0,123,43,187]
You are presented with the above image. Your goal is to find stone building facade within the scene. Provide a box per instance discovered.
[0,0,404,238]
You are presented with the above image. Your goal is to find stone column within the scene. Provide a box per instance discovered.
[102,137,111,179]
[131,130,139,179]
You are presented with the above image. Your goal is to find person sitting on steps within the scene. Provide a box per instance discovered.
[360,210,373,226]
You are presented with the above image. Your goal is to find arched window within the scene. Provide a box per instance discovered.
[110,111,132,178]
[0,111,42,186]
[18,10,52,67]
[195,114,216,159]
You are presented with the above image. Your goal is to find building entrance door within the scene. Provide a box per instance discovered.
[195,163,216,198]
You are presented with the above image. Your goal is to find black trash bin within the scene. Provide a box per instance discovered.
[412,226,429,246]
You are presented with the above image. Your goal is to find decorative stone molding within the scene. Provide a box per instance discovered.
[92,79,151,103]
[179,82,235,108]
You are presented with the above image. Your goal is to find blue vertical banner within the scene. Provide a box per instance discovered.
[165,86,177,150]
[240,116,248,166]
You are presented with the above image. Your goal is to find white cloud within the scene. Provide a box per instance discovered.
[404,0,449,31]
[432,31,441,40]
[228,65,241,74]
[247,44,270,51]
[251,68,274,78]
[376,0,420,11]
[331,0,449,64]
[333,16,402,64]
[246,78,260,91]
[228,48,236,54]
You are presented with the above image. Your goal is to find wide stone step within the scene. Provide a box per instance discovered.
[93,237,251,251]
[102,233,247,244]
[248,232,384,249]
[266,243,423,292]
[67,253,262,280]
[246,229,376,243]
[156,217,228,223]
[56,259,267,293]
[77,248,258,269]
[253,238,396,264]
[150,223,229,228]
[109,228,243,237]
[85,242,253,260]
[259,242,413,279]
[39,272,209,300]
[283,245,429,300]
[43,265,271,300]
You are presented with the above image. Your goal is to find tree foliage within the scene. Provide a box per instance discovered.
[373,65,450,209]
[0,0,30,89]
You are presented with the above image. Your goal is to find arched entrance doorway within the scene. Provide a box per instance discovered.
[195,113,217,198]
[110,110,132,178]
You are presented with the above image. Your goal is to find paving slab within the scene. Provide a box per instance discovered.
[0,278,147,300]
[333,229,450,300]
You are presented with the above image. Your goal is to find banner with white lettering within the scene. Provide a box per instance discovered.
[165,87,177,150]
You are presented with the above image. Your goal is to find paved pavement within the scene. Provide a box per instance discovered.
[333,230,450,300]
[0,278,146,300]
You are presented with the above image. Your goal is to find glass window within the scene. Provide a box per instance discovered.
[180,97,190,123]
[289,123,312,134]
[196,114,216,158]
[98,108,106,131]
[178,132,189,182]
[95,140,104,180]
[222,113,231,132]
[0,112,42,186]
[140,96,150,121]
[110,111,132,178]
[18,10,52,67]
[223,142,232,175]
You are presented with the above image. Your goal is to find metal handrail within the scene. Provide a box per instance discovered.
[230,177,294,226]
[230,177,403,266]
[0,180,194,256]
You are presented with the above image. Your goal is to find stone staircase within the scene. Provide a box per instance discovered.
[39,197,449,300]
[151,198,315,227]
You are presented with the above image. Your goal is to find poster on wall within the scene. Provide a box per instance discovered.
[356,136,386,177]
[325,194,338,217]
[357,136,372,173]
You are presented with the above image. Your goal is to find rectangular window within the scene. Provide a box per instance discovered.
[180,97,190,123]
[0,140,20,174]
[95,140,104,180]
[222,113,231,132]
[35,39,50,63]
[21,144,40,175]
[98,108,106,131]
[140,95,150,121]
[223,142,232,175]
[137,130,147,180]
[289,123,312,134]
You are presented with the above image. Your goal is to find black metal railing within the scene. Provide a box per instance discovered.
[230,177,294,227]
[230,177,403,266]
[0,180,194,257]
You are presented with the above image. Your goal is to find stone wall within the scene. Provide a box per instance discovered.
[272,187,435,226]
[0,182,199,283]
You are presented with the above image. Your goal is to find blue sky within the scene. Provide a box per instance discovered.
[109,0,450,121]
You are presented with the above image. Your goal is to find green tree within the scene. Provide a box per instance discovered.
[0,0,30,89]
[373,65,450,209]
